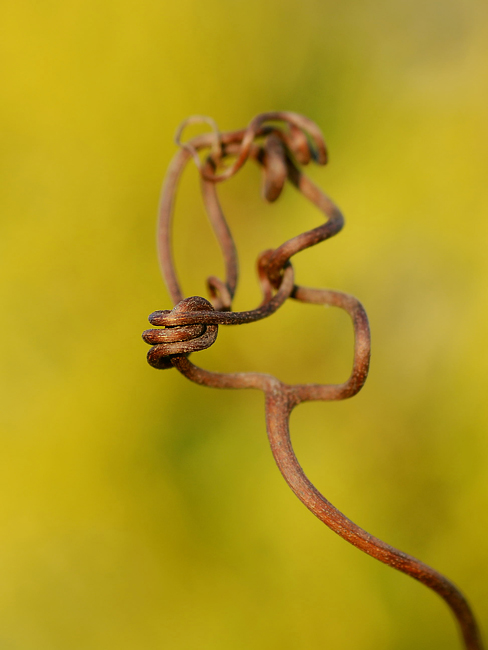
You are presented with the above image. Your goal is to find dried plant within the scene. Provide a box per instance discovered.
[143,112,483,649]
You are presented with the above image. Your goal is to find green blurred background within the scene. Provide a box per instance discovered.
[1,1,487,648]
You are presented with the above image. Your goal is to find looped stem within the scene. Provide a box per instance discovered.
[146,111,484,650]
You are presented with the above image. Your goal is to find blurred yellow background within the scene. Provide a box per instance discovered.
[1,1,487,648]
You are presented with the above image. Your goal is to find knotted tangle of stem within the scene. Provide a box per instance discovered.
[142,112,483,650]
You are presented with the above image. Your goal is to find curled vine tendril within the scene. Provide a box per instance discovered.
[142,111,483,649]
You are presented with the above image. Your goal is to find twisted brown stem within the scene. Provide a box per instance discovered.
[143,112,483,649]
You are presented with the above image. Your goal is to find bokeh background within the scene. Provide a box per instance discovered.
[1,1,487,648]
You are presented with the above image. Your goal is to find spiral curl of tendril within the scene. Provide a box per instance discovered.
[143,111,483,650]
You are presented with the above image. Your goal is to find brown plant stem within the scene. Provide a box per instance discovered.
[144,112,484,649]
